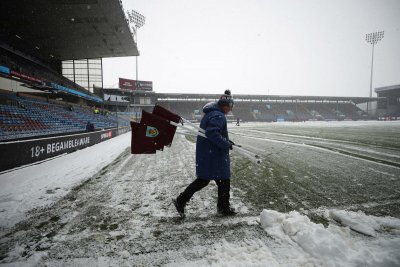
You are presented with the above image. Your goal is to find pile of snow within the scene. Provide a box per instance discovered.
[328,209,400,237]
[202,209,400,267]
[259,209,400,267]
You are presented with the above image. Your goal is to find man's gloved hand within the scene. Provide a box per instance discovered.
[229,140,235,150]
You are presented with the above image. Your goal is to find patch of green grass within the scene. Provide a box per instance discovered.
[231,155,330,224]
[252,124,400,149]
[232,156,297,212]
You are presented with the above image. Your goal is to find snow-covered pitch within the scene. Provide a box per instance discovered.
[1,121,399,266]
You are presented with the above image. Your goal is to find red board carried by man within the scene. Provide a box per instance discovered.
[130,104,181,154]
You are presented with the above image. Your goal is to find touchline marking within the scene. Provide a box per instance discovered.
[233,132,400,169]
[232,129,400,152]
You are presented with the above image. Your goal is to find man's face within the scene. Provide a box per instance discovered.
[222,105,232,114]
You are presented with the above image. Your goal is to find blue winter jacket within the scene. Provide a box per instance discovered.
[196,102,231,180]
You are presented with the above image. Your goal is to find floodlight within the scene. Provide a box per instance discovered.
[126,9,146,81]
[365,31,384,115]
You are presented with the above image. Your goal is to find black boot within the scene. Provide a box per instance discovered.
[216,179,237,216]
[173,194,186,218]
[217,207,237,216]
[173,179,210,218]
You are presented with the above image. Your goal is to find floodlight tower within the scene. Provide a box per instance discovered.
[127,10,146,81]
[365,31,384,115]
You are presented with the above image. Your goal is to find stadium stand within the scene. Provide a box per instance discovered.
[159,101,209,121]
[147,93,375,123]
[0,48,87,94]
[0,92,129,141]
[0,0,140,144]
[156,99,365,122]
[376,85,400,119]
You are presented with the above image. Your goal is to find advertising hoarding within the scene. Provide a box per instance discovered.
[119,78,152,91]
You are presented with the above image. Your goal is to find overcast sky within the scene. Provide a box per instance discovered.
[102,0,400,97]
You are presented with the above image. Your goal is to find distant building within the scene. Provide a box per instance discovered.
[375,85,400,119]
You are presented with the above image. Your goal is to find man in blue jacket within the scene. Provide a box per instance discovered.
[173,90,236,217]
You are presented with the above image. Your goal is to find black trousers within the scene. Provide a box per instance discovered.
[177,178,231,210]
